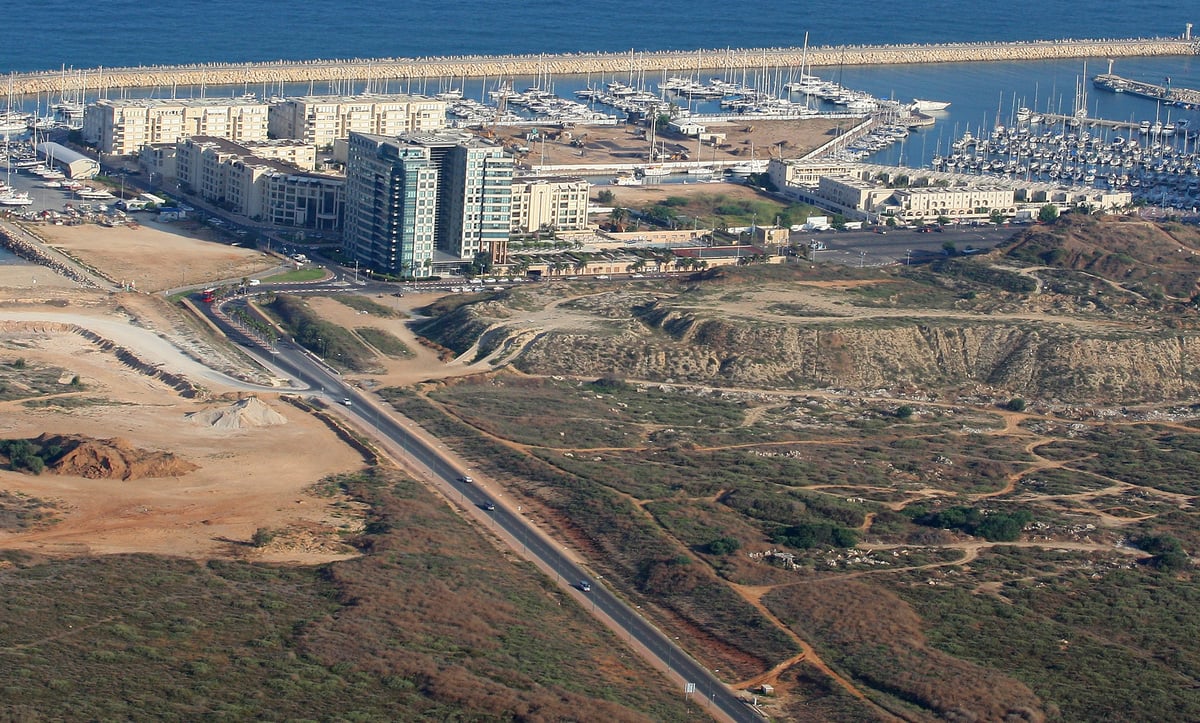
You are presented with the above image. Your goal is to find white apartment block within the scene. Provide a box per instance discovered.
[509,176,590,234]
[267,94,448,148]
[768,158,858,189]
[891,185,1018,221]
[83,98,270,155]
[176,136,343,229]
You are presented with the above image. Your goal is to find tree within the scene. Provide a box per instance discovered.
[990,208,1006,225]
[895,405,915,419]
[597,189,615,204]
[610,207,630,232]
[1038,204,1060,223]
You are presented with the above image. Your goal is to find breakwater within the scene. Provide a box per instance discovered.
[10,37,1200,97]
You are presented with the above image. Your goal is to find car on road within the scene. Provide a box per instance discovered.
[248,278,261,286]
[483,500,496,511]
[458,475,474,484]
[342,398,353,406]
[577,580,592,592]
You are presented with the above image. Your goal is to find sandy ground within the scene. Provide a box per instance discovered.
[0,219,368,563]
[0,321,367,562]
[491,117,851,169]
[31,218,279,293]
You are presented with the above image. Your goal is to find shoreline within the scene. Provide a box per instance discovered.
[10,36,1199,96]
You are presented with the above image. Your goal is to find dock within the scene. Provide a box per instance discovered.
[1092,73,1200,108]
[1038,112,1194,136]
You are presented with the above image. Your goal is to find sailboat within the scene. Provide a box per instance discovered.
[727,142,766,176]
[1,77,34,206]
[636,116,671,177]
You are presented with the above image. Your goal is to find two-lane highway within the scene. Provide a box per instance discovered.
[201,293,761,722]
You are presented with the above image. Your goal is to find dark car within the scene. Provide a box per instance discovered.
[578,580,592,592]
[483,500,496,511]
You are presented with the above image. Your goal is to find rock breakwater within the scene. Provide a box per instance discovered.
[10,37,1199,96]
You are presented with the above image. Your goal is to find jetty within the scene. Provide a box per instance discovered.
[7,36,1200,97]
[1092,73,1200,108]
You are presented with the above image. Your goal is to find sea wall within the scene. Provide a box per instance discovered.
[11,37,1200,96]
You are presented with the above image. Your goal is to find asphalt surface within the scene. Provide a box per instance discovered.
[795,224,1020,267]
[202,294,758,723]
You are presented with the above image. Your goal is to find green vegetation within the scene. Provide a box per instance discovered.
[354,327,413,358]
[908,505,1033,542]
[330,294,405,319]
[377,385,799,677]
[265,267,326,282]
[0,491,59,530]
[262,295,377,372]
[0,437,65,475]
[0,468,693,721]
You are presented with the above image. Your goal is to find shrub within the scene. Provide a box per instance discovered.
[706,537,741,556]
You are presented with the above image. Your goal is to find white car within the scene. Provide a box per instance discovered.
[248,279,260,286]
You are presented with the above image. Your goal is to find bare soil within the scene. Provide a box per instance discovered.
[32,218,278,292]
[492,117,850,169]
[0,218,365,563]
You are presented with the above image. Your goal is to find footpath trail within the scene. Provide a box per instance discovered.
[728,582,898,721]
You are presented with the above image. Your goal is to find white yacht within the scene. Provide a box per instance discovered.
[911,99,951,113]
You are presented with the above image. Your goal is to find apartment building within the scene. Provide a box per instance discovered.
[176,136,342,230]
[83,97,270,155]
[267,94,448,148]
[343,131,513,277]
[509,175,590,234]
[343,133,440,278]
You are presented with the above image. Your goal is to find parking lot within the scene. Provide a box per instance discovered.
[793,224,1021,267]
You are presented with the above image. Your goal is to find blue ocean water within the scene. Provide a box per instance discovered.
[0,1,1197,72]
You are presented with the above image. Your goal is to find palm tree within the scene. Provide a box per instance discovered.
[610,207,630,233]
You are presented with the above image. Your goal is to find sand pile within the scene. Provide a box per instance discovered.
[35,433,199,480]
[185,396,288,430]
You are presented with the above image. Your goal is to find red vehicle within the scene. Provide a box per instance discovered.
[199,288,216,303]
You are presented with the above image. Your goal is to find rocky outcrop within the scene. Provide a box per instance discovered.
[507,307,1200,403]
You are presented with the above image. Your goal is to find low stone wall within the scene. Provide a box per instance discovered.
[11,38,1199,96]
[0,224,97,288]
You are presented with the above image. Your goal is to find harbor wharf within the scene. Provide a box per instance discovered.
[1092,73,1200,108]
[1039,112,1196,135]
[8,36,1200,97]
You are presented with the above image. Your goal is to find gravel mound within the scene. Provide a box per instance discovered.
[185,396,288,430]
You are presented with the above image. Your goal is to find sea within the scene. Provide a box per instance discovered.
[2,2,1200,170]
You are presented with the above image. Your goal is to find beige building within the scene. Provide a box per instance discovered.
[891,185,1017,221]
[176,136,343,229]
[83,97,270,155]
[509,175,590,234]
[267,94,448,148]
[816,175,896,213]
[768,158,858,189]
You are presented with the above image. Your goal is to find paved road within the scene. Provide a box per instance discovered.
[201,295,758,723]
